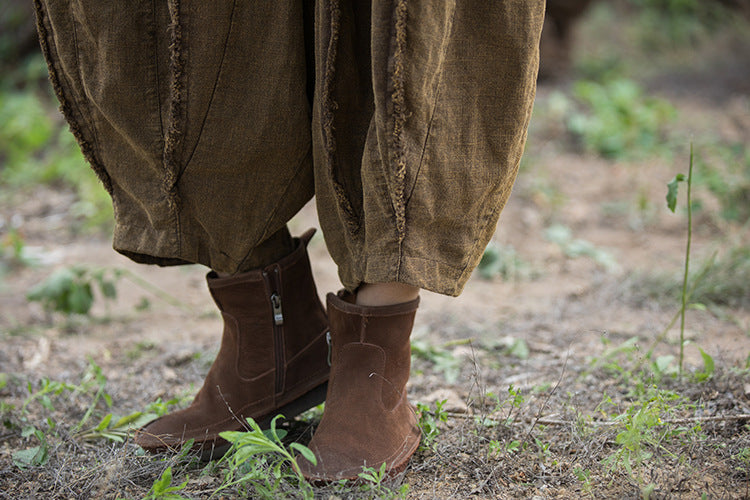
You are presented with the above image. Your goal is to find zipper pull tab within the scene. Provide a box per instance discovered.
[270,293,283,325]
[326,331,332,366]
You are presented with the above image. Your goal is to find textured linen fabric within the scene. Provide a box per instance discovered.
[34,0,545,296]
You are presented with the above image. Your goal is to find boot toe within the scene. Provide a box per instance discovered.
[134,416,185,451]
[298,423,421,482]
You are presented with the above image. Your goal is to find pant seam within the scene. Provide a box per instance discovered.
[164,0,186,257]
[404,4,456,209]
[321,0,361,235]
[388,0,408,245]
[235,144,313,272]
[179,0,237,177]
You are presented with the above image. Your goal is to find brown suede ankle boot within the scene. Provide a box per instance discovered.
[298,291,421,481]
[134,229,330,459]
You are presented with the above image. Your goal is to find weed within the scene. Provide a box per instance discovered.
[574,465,593,494]
[0,227,36,273]
[545,224,620,272]
[26,264,190,319]
[10,373,82,468]
[483,336,531,361]
[214,415,315,499]
[124,340,157,361]
[12,425,50,468]
[487,438,522,457]
[478,242,534,281]
[411,338,461,383]
[566,78,676,159]
[27,265,120,316]
[416,399,448,450]
[296,403,325,423]
[357,462,409,498]
[4,357,183,471]
[667,146,695,377]
[477,385,527,429]
[75,410,155,444]
[733,447,750,474]
[694,347,715,382]
[603,387,685,476]
[144,396,189,418]
[144,466,190,500]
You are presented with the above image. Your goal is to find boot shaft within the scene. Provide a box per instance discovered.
[205,229,328,392]
[326,291,418,407]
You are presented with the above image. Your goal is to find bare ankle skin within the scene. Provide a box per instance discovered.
[355,282,420,307]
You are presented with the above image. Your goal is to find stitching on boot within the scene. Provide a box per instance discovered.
[389,0,408,243]
[32,0,113,195]
[321,0,360,234]
[359,315,368,343]
[163,0,185,213]
[368,371,403,411]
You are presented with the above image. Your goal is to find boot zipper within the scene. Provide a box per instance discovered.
[326,331,332,366]
[264,268,285,396]
[271,293,283,325]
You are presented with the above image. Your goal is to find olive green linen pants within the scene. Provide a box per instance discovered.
[34,1,544,296]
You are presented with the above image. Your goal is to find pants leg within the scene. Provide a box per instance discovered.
[33,0,313,272]
[314,0,545,296]
[35,0,544,294]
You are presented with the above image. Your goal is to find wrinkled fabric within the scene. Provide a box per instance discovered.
[34,0,544,296]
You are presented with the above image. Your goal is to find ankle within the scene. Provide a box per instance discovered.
[355,282,420,307]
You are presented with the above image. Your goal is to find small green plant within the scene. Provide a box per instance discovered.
[574,466,593,494]
[12,425,50,468]
[483,336,531,361]
[27,265,190,318]
[416,399,448,450]
[478,242,534,281]
[666,146,694,377]
[650,354,678,380]
[476,385,527,429]
[545,224,620,272]
[11,374,80,469]
[0,227,36,272]
[566,78,676,159]
[144,466,190,500]
[603,387,683,476]
[734,446,750,499]
[297,403,325,423]
[487,438,522,457]
[356,462,409,498]
[75,411,156,443]
[358,462,388,487]
[27,265,120,316]
[215,415,315,499]
[411,339,461,383]
[505,439,522,454]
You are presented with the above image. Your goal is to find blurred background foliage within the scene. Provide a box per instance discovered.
[0,0,113,234]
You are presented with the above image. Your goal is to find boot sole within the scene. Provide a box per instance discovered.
[302,442,419,484]
[197,381,329,461]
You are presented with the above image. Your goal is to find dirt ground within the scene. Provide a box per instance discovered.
[1,6,750,500]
